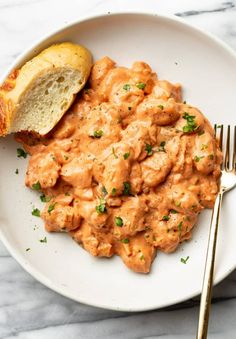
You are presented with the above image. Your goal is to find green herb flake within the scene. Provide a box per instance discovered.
[26,248,30,252]
[178,221,183,237]
[32,208,40,217]
[112,147,118,159]
[198,130,205,136]
[123,152,130,160]
[183,100,186,104]
[162,215,170,221]
[201,144,208,150]
[140,254,145,260]
[115,217,123,227]
[50,155,56,161]
[175,201,181,207]
[84,88,90,94]
[101,186,108,196]
[145,143,153,156]
[39,236,47,243]
[158,104,164,110]
[136,82,146,90]
[121,238,129,244]
[194,155,204,162]
[123,182,131,196]
[158,141,166,152]
[15,168,19,174]
[48,203,56,214]
[181,256,190,264]
[123,84,131,91]
[111,188,117,196]
[93,130,103,138]
[64,155,69,160]
[170,209,178,214]
[182,112,197,133]
[95,199,107,214]
[40,194,51,203]
[17,148,27,158]
[209,154,214,160]
[32,181,41,191]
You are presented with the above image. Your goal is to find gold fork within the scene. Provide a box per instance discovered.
[196,125,236,339]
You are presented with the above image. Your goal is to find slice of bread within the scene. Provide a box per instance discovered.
[0,42,92,136]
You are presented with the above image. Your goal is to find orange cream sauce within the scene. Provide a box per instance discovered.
[16,57,222,273]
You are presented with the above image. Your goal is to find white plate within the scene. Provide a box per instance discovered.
[0,12,236,312]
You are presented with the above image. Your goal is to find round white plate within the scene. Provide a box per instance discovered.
[0,12,236,312]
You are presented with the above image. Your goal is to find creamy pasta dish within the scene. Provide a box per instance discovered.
[17,57,222,273]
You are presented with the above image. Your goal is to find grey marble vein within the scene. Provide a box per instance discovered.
[0,0,236,338]
[0,0,47,10]
[176,1,235,17]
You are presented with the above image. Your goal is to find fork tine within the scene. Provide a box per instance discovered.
[214,124,217,137]
[219,125,224,170]
[224,125,230,171]
[233,126,236,172]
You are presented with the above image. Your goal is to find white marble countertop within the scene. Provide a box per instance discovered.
[0,0,236,338]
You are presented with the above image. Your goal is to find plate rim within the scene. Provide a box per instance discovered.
[1,10,236,312]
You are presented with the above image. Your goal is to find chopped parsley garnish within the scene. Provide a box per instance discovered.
[40,194,51,203]
[26,248,30,252]
[175,201,181,207]
[123,182,131,196]
[64,155,69,160]
[158,141,166,152]
[201,144,208,150]
[112,147,118,159]
[145,143,153,156]
[182,112,197,133]
[194,155,204,162]
[111,188,117,196]
[178,221,183,237]
[209,154,214,160]
[93,130,103,138]
[181,256,189,264]
[32,181,41,191]
[136,82,146,90]
[140,254,145,260]
[183,100,186,104]
[198,130,205,136]
[39,237,47,243]
[170,209,178,214]
[17,148,27,158]
[95,199,107,214]
[123,152,130,160]
[115,217,123,227]
[15,168,19,174]
[162,215,170,221]
[84,88,90,94]
[121,238,129,244]
[123,84,131,91]
[32,208,40,217]
[158,104,164,110]
[48,203,56,214]
[101,186,108,196]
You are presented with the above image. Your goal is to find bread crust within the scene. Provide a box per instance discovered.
[0,42,92,136]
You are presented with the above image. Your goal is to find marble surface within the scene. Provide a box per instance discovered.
[0,0,236,338]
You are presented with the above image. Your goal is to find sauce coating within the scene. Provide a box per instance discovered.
[17,57,222,273]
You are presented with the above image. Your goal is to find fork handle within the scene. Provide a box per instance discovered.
[196,191,224,339]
